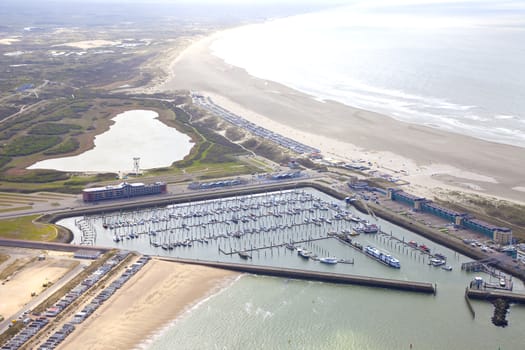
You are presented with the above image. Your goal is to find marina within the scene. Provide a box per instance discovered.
[67,188,454,276]
[53,186,525,349]
[58,187,522,295]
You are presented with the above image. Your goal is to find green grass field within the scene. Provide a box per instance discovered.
[0,215,57,241]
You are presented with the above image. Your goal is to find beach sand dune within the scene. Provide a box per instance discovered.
[160,34,525,203]
[62,260,238,350]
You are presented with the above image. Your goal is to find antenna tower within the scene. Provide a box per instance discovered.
[133,157,140,175]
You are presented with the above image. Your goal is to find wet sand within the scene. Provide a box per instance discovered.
[160,33,525,203]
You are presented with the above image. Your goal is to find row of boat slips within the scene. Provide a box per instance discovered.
[294,246,353,265]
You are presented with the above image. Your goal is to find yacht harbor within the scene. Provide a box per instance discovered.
[54,186,525,349]
[69,189,432,272]
[59,187,519,293]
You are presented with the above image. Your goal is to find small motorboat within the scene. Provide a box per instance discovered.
[319,257,338,265]
[430,258,446,266]
[238,251,252,259]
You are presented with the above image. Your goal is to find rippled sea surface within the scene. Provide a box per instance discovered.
[211,1,525,147]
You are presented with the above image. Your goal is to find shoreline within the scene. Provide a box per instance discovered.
[159,31,525,204]
[62,260,239,350]
[136,273,243,350]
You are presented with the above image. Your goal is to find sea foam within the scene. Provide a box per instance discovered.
[211,2,525,148]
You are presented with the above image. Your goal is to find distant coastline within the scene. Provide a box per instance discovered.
[159,30,525,204]
[209,7,525,149]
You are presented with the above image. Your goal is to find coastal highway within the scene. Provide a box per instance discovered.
[0,170,326,220]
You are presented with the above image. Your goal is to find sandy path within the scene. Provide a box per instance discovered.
[159,33,525,203]
[60,260,238,350]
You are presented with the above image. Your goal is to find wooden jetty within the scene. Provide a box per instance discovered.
[466,288,525,304]
[461,259,501,275]
[462,259,513,291]
[377,230,443,260]
[159,256,436,294]
[218,236,332,255]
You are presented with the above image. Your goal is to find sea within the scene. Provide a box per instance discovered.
[210,0,525,148]
[60,188,525,349]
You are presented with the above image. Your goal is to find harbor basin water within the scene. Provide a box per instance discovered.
[58,188,525,349]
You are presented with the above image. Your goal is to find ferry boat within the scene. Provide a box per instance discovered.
[364,245,401,268]
[319,257,338,265]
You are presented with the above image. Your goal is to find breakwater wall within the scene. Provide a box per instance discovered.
[0,238,111,253]
[159,256,436,294]
[467,288,525,304]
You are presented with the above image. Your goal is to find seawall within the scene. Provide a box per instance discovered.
[159,256,436,294]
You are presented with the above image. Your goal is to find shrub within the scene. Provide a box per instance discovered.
[44,138,80,155]
[3,135,61,156]
[29,123,82,135]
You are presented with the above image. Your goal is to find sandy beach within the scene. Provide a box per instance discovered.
[61,260,238,350]
[159,33,525,204]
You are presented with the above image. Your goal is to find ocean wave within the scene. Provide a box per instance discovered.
[211,4,525,149]
[494,114,517,120]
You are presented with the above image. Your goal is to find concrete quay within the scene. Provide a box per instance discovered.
[159,256,436,294]
[467,288,525,303]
